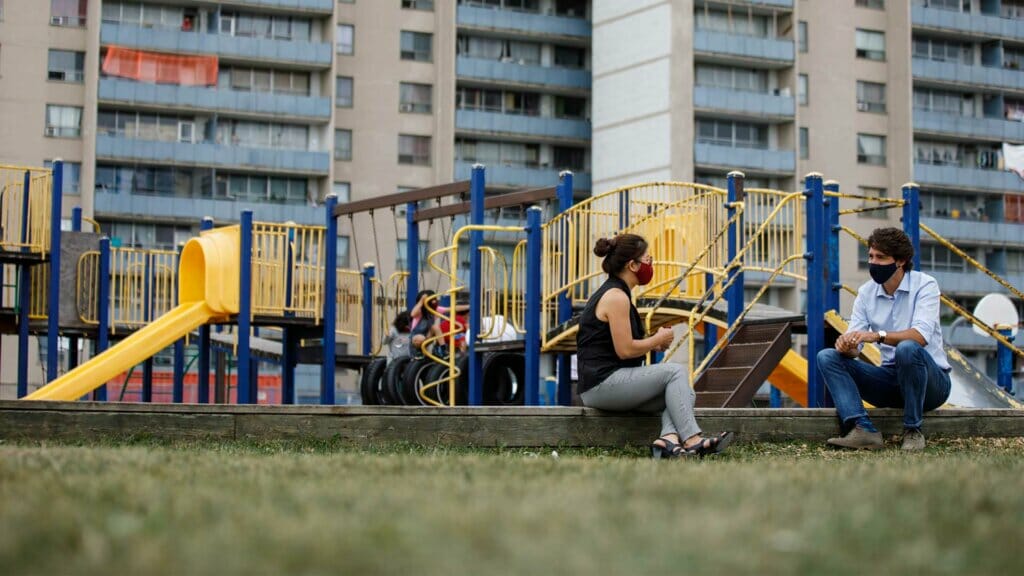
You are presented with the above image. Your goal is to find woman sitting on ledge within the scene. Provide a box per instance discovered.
[576,234,733,460]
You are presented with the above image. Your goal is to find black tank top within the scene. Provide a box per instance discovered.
[577,275,644,394]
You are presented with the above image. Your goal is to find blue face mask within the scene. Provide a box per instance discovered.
[869,262,899,285]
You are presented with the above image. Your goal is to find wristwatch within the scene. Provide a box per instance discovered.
[877,330,887,345]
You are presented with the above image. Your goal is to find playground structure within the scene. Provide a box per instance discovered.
[3,161,1022,410]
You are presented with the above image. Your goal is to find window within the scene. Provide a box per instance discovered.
[856,0,885,9]
[337,236,351,269]
[336,76,353,108]
[695,10,769,38]
[856,29,885,61]
[553,146,585,171]
[798,21,808,53]
[45,105,82,138]
[914,88,968,116]
[402,0,434,10]
[47,50,85,83]
[457,139,539,167]
[398,134,431,165]
[555,0,586,18]
[401,31,433,62]
[336,24,354,55]
[555,96,587,119]
[913,36,972,64]
[43,160,81,194]
[798,74,808,106]
[696,120,768,149]
[920,244,969,273]
[399,83,432,114]
[799,127,809,160]
[857,81,886,113]
[856,187,887,218]
[396,239,430,270]
[857,134,886,165]
[554,46,585,69]
[335,129,352,161]
[695,65,768,93]
[50,0,86,27]
[332,182,351,204]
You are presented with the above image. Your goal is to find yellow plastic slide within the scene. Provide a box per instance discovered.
[767,350,809,407]
[25,226,240,401]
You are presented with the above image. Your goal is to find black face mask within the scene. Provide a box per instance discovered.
[869,262,899,285]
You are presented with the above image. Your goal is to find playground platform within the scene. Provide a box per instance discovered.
[2,401,1022,447]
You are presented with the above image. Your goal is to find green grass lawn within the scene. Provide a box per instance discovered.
[2,438,1023,575]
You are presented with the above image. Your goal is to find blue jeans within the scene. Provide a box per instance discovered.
[816,340,951,430]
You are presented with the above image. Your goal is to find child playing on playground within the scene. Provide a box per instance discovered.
[383,311,412,361]
[410,290,470,353]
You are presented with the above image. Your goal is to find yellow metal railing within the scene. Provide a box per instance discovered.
[0,165,52,255]
[252,222,325,321]
[335,269,363,339]
[76,251,101,325]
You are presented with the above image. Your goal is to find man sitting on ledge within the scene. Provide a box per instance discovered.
[817,227,951,451]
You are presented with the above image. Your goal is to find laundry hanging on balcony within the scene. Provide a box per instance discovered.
[102,46,218,86]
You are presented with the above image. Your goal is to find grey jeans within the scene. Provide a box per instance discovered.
[580,363,701,440]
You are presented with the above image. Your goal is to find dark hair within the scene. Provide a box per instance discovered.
[393,311,411,333]
[415,289,436,304]
[593,234,648,275]
[867,227,914,272]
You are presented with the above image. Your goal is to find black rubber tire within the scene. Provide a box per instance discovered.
[482,353,526,406]
[359,357,387,405]
[425,359,469,406]
[401,357,436,406]
[383,356,413,405]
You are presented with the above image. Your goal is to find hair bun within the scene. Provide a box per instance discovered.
[593,237,616,258]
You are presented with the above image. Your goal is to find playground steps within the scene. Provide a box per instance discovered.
[694,321,794,408]
[3,401,1022,446]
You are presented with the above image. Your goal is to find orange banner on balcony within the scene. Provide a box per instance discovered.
[102,46,218,86]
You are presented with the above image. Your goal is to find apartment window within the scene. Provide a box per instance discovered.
[396,239,430,270]
[398,135,431,165]
[913,36,972,64]
[335,129,352,161]
[696,10,769,38]
[43,160,81,194]
[98,110,205,144]
[402,0,434,10]
[219,67,310,96]
[856,0,885,9]
[555,0,586,18]
[920,244,969,273]
[695,65,768,93]
[458,36,542,66]
[554,46,586,69]
[857,81,886,113]
[914,88,968,116]
[798,21,808,53]
[223,13,310,41]
[336,77,353,108]
[855,29,885,61]
[923,0,961,11]
[45,105,82,138]
[337,237,351,269]
[457,139,539,167]
[401,31,433,62]
[798,74,808,106]
[857,133,886,165]
[696,120,768,149]
[47,50,85,83]
[399,83,432,113]
[799,127,809,160]
[332,182,351,204]
[555,96,587,119]
[553,146,585,171]
[336,24,355,55]
[216,120,308,150]
[51,0,87,27]
[856,187,887,218]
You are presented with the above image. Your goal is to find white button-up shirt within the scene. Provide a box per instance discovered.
[848,270,951,371]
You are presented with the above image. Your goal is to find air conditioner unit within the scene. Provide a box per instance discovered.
[400,103,415,112]
[50,16,65,25]
[44,126,58,136]
[857,101,870,111]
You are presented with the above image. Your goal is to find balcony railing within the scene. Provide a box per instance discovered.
[454,161,591,190]
[94,190,324,226]
[693,30,794,66]
[457,5,590,38]
[914,161,1024,193]
[693,86,795,118]
[912,58,1024,92]
[914,108,1024,142]
[95,135,330,174]
[455,109,591,141]
[456,56,590,90]
[912,5,1024,42]
[694,142,795,173]
[921,216,1024,245]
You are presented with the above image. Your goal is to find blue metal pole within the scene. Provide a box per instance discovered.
[703,272,719,358]
[68,208,82,373]
[47,160,64,383]
[362,263,375,356]
[142,253,153,403]
[281,227,296,404]
[726,171,745,326]
[16,170,31,398]
[824,181,841,314]
[804,173,826,408]
[468,164,485,406]
[997,328,1015,394]
[95,237,110,401]
[237,210,253,404]
[524,206,543,406]
[197,217,213,403]
[406,201,419,311]
[323,195,338,404]
[556,171,574,406]
[770,386,782,408]
[901,182,921,271]
[172,243,185,403]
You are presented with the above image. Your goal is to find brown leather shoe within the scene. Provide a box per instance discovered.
[901,429,926,451]
[827,426,884,450]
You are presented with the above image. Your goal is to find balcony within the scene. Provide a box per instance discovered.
[693,86,795,119]
[94,190,325,226]
[927,269,1024,299]
[694,142,795,173]
[914,162,1024,193]
[456,5,590,39]
[693,30,794,68]
[456,56,590,91]
[912,5,1024,42]
[95,135,330,175]
[454,161,591,190]
[913,109,1024,142]
[455,109,591,141]
[99,78,331,122]
[100,23,332,68]
[222,0,334,13]
[912,58,1024,92]
[922,216,1024,246]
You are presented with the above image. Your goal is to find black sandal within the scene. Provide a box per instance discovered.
[651,436,686,460]
[682,431,734,458]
